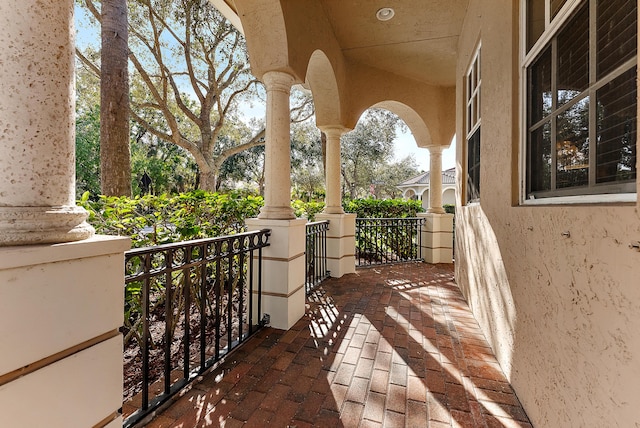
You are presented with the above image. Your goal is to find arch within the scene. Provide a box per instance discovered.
[443,188,456,206]
[232,0,293,80]
[403,188,417,200]
[372,100,433,148]
[305,50,342,127]
[421,189,430,210]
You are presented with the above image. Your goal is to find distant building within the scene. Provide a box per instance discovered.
[397,167,456,210]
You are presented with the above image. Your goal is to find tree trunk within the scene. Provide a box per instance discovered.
[199,170,217,192]
[100,0,131,196]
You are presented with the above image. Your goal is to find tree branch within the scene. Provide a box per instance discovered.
[76,48,101,77]
[214,128,266,169]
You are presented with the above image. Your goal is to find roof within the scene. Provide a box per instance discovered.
[397,167,456,187]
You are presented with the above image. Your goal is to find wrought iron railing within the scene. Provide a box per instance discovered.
[122,229,270,427]
[355,217,425,266]
[305,220,330,293]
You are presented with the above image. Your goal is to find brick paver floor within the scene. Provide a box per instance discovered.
[144,263,532,427]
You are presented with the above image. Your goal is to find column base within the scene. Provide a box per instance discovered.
[246,217,307,330]
[315,212,356,278]
[257,205,296,220]
[0,206,94,246]
[419,212,454,264]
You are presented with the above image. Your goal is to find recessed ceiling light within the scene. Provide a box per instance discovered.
[376,7,395,21]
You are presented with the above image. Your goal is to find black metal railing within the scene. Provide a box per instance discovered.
[305,220,330,293]
[355,217,425,266]
[122,229,270,427]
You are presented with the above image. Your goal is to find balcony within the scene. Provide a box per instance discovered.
[133,262,530,427]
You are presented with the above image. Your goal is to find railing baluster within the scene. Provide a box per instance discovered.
[238,238,245,341]
[199,244,207,372]
[248,246,254,335]
[355,218,424,267]
[257,245,263,324]
[142,253,151,411]
[183,245,191,379]
[227,238,233,351]
[305,220,330,294]
[214,242,221,361]
[123,229,270,428]
[164,250,173,395]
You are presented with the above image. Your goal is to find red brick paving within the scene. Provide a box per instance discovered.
[143,263,531,427]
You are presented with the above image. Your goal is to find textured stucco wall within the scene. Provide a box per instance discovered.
[455,1,640,426]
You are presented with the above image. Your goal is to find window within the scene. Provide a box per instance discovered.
[466,46,481,203]
[524,0,637,201]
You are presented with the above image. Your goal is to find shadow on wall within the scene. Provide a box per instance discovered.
[454,205,517,379]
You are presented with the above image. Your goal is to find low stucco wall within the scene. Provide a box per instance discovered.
[455,1,640,426]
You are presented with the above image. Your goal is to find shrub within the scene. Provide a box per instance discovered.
[343,198,424,218]
[292,200,325,221]
[78,190,264,248]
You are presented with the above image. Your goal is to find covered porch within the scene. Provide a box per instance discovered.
[139,263,530,428]
[1,0,639,427]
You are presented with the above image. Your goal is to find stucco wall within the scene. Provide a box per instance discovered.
[455,1,640,427]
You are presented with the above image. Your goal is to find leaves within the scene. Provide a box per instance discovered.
[343,198,424,218]
[78,190,263,248]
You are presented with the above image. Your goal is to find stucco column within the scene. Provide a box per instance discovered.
[0,0,93,246]
[315,127,355,277]
[321,127,347,214]
[427,146,446,214]
[259,71,296,220]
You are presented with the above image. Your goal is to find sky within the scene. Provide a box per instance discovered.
[394,131,457,173]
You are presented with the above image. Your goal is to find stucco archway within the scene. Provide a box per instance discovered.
[305,50,343,128]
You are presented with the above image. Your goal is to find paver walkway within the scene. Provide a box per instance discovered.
[144,263,531,427]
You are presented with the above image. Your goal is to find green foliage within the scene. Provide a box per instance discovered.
[79,190,263,248]
[292,200,325,222]
[341,109,409,199]
[443,204,456,214]
[343,198,424,218]
[75,106,101,197]
[130,125,198,196]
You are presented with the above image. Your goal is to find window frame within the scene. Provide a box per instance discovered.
[466,44,482,204]
[519,0,638,204]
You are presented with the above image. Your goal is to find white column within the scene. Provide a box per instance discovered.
[420,145,453,263]
[259,71,296,220]
[321,127,346,214]
[427,146,446,214]
[0,0,93,246]
[315,126,355,277]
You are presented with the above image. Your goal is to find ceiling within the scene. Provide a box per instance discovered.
[318,0,468,86]
[218,0,469,86]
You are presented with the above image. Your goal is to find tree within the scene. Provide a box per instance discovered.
[130,124,199,195]
[290,120,324,201]
[76,106,102,197]
[100,0,131,196]
[341,109,405,199]
[75,55,102,197]
[371,156,420,199]
[79,0,314,192]
[79,0,255,191]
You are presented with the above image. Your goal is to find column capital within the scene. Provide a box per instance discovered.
[426,145,445,155]
[262,70,296,93]
[319,126,350,139]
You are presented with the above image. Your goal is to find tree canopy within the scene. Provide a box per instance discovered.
[75,1,419,200]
